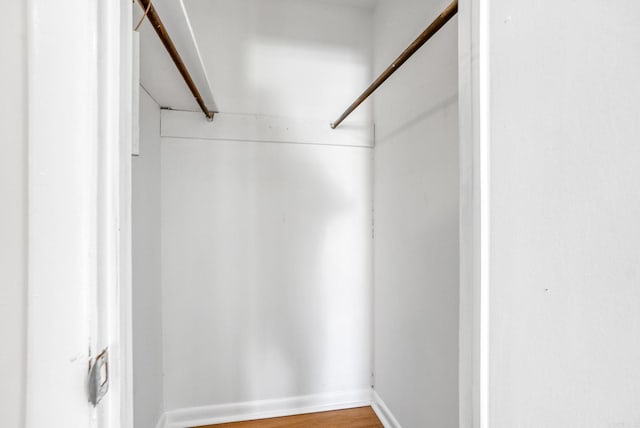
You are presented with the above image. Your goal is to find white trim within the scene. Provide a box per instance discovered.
[96,0,135,427]
[132,31,141,156]
[371,391,402,428]
[458,0,491,427]
[161,110,374,148]
[117,1,135,427]
[26,0,99,426]
[477,0,491,426]
[164,389,373,428]
[26,0,134,426]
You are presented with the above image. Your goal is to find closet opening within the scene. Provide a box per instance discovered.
[132,1,462,427]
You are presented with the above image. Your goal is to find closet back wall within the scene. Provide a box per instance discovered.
[161,0,375,414]
[161,130,372,410]
[372,0,459,426]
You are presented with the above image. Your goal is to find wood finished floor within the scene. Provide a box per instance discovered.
[194,406,383,428]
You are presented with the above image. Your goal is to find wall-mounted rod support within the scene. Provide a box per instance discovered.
[135,0,215,120]
[330,0,458,129]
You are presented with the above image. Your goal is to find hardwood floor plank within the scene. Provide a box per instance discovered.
[194,406,383,428]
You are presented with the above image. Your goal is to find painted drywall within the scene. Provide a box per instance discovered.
[132,89,165,428]
[184,0,373,121]
[488,2,640,427]
[160,131,373,410]
[0,0,26,426]
[158,0,375,413]
[372,0,459,426]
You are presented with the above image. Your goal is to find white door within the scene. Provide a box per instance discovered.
[26,0,133,427]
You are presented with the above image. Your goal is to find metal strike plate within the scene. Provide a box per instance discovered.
[88,348,109,407]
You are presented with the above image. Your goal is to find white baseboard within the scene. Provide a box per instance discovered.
[371,390,402,428]
[164,389,374,428]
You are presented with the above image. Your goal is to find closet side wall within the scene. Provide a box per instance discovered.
[372,1,459,426]
[0,1,27,426]
[488,2,640,427]
[132,89,164,428]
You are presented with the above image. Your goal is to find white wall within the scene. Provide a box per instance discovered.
[162,131,371,409]
[132,89,164,427]
[488,2,640,427]
[161,126,373,410]
[159,1,375,413]
[184,0,373,122]
[0,0,26,426]
[372,0,459,426]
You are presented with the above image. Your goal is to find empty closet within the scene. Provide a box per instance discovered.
[10,0,640,426]
[133,1,459,427]
[131,0,640,427]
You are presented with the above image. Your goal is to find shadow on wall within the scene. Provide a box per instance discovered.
[160,0,375,410]
[184,0,374,122]
[375,94,457,145]
[161,139,372,408]
[230,145,357,399]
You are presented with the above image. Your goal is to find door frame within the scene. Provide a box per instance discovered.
[458,0,491,427]
[26,0,133,427]
[25,0,489,426]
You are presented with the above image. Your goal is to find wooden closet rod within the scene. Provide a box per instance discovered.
[330,0,458,129]
[135,0,215,120]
